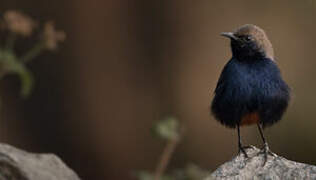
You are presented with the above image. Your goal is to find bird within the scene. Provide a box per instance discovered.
[211,24,291,161]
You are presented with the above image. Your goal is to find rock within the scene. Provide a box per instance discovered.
[0,143,80,180]
[206,146,316,180]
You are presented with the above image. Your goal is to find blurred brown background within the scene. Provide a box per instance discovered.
[1,0,316,179]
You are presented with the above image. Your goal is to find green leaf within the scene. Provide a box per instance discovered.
[135,171,173,180]
[135,171,154,180]
[17,69,33,98]
[0,50,34,97]
[153,117,180,140]
[184,163,209,180]
[170,164,209,180]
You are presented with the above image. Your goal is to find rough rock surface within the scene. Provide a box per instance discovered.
[0,143,80,180]
[206,146,316,180]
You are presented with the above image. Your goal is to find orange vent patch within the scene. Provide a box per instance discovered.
[241,112,259,126]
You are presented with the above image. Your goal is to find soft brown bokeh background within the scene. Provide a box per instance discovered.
[1,0,316,179]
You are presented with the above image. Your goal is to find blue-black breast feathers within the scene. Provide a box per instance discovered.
[211,57,290,128]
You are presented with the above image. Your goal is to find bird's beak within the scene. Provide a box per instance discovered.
[221,32,237,40]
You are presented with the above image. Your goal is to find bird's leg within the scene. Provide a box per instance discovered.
[237,124,249,158]
[257,123,276,165]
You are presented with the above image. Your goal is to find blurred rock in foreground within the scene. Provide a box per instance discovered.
[206,146,316,180]
[0,143,80,180]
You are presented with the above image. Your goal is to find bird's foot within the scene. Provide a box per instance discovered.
[238,145,254,158]
[258,143,276,166]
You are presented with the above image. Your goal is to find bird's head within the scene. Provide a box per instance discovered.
[221,24,274,61]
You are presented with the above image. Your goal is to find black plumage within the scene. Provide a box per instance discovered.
[211,57,290,128]
[211,24,290,160]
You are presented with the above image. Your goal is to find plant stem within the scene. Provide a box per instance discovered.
[154,127,184,180]
[20,42,45,63]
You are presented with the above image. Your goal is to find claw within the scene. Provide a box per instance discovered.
[242,145,256,150]
[237,125,251,158]
[257,143,276,166]
[238,145,250,158]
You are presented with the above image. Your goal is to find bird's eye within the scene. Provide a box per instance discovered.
[244,35,252,41]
